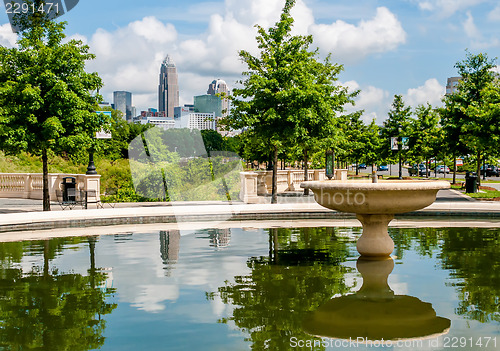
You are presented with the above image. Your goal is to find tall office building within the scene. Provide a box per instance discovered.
[113,91,133,121]
[445,77,461,95]
[158,55,179,118]
[207,79,229,117]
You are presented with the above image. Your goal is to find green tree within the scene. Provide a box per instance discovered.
[361,119,381,173]
[341,112,366,175]
[224,0,354,202]
[409,104,441,177]
[441,51,498,185]
[0,18,106,211]
[380,95,412,177]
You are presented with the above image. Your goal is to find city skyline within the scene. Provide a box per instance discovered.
[1,0,500,123]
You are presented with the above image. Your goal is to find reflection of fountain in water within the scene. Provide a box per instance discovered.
[159,230,180,276]
[303,258,451,342]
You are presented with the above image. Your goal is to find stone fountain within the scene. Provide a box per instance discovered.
[301,179,450,257]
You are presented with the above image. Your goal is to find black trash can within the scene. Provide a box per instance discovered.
[465,172,478,193]
[62,177,76,202]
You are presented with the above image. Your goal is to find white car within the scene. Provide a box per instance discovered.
[436,165,450,174]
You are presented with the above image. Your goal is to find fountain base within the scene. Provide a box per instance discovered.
[356,214,394,257]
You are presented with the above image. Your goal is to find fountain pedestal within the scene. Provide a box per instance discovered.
[356,214,394,257]
[301,180,450,257]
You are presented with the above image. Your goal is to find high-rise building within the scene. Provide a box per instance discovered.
[446,77,461,95]
[174,112,216,131]
[113,91,133,121]
[194,95,222,116]
[158,55,179,118]
[207,79,229,117]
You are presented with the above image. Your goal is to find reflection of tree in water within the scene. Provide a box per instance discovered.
[159,230,181,276]
[439,227,500,323]
[207,227,355,350]
[391,227,500,324]
[0,236,116,350]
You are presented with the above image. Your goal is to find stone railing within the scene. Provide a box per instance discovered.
[240,169,347,203]
[0,173,101,201]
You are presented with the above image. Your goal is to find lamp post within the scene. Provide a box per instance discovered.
[86,148,97,175]
[325,149,334,180]
[398,124,402,180]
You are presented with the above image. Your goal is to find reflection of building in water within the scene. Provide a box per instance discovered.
[113,233,134,242]
[208,228,231,248]
[159,230,181,276]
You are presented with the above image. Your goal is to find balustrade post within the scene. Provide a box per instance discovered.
[240,172,259,203]
[23,174,31,199]
[287,170,294,191]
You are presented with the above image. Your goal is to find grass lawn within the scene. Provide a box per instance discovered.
[467,189,500,200]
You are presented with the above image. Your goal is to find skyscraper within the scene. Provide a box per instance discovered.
[207,79,229,117]
[158,55,179,118]
[113,91,133,121]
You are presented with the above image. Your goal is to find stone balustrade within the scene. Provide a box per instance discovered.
[0,173,101,201]
[240,169,344,203]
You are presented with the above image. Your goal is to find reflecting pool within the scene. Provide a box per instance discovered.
[0,225,498,350]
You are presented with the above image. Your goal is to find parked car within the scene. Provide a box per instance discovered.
[408,164,429,177]
[436,165,450,174]
[358,163,367,169]
[377,165,389,171]
[480,164,500,177]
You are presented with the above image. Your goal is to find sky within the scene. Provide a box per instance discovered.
[1,0,500,124]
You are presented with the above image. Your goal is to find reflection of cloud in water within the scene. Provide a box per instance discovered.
[108,228,261,314]
[132,284,180,312]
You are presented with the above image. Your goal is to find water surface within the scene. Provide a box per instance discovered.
[0,225,498,350]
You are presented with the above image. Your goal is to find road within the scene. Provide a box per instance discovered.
[352,165,500,182]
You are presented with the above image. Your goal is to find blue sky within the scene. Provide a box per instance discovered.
[1,0,500,123]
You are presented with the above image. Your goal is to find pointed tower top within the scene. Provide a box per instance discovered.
[162,55,175,67]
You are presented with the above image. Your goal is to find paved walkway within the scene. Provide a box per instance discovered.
[1,189,500,239]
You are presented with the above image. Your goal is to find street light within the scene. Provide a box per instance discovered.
[325,149,334,180]
[395,124,402,180]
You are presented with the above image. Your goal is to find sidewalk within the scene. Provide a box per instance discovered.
[1,189,500,235]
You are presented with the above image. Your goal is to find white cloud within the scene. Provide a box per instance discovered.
[415,0,487,17]
[80,1,406,113]
[343,80,391,124]
[463,11,480,39]
[129,16,177,44]
[488,5,500,21]
[404,78,444,107]
[310,7,406,62]
[460,11,500,49]
[0,23,18,47]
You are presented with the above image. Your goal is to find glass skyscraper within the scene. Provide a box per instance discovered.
[113,91,132,121]
[158,55,179,118]
[207,79,229,117]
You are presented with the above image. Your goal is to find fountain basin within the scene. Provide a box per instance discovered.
[300,180,450,214]
[301,180,450,257]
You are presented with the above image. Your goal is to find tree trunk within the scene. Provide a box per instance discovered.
[425,159,429,178]
[42,148,51,211]
[303,148,309,196]
[453,153,457,184]
[356,161,359,176]
[271,145,278,204]
[476,150,481,187]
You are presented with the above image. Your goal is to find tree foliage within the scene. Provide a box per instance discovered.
[0,18,106,210]
[224,0,355,201]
